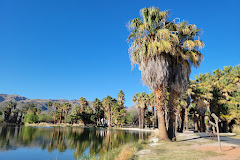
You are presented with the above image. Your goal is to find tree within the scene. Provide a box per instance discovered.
[48,101,53,109]
[53,102,60,124]
[117,90,125,106]
[62,103,72,124]
[127,7,204,140]
[149,92,156,127]
[132,93,142,128]
[79,97,88,112]
[93,98,104,125]
[24,112,38,124]
[102,96,113,127]
[139,92,149,129]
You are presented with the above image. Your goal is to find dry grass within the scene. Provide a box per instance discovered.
[116,146,133,160]
[232,125,240,135]
[138,140,219,160]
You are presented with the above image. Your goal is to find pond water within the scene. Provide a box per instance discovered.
[0,126,150,160]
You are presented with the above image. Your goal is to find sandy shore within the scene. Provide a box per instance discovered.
[114,127,157,132]
[25,122,85,127]
[25,123,157,132]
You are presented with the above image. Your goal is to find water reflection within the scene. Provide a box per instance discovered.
[0,126,149,159]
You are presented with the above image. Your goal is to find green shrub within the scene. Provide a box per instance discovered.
[38,113,53,122]
[24,113,38,124]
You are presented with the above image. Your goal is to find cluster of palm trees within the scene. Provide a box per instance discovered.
[51,102,72,124]
[102,90,126,127]
[179,65,240,132]
[3,102,41,124]
[128,7,204,140]
[132,92,155,129]
[48,90,126,127]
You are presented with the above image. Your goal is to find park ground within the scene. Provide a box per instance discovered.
[136,131,240,160]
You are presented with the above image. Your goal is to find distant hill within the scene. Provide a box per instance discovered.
[0,94,92,113]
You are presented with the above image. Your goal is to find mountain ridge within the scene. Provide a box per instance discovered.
[0,94,92,113]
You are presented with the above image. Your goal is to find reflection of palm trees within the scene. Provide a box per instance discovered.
[0,126,150,159]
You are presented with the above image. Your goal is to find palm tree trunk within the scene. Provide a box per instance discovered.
[107,109,111,127]
[54,112,56,124]
[141,108,145,129]
[65,112,67,124]
[167,90,178,141]
[184,107,189,131]
[138,108,142,129]
[180,108,185,132]
[60,112,62,123]
[155,88,169,140]
[152,106,155,128]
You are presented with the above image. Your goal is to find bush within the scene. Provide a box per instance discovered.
[232,124,240,135]
[38,113,53,122]
[24,113,38,124]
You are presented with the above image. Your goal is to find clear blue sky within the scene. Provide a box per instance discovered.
[0,0,239,107]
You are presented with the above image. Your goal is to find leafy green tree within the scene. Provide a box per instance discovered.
[24,112,38,124]
[38,113,54,122]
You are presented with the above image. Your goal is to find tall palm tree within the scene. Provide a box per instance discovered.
[59,104,64,123]
[48,101,53,109]
[132,93,142,128]
[102,96,113,127]
[127,7,204,140]
[53,102,60,124]
[117,90,125,106]
[62,103,72,124]
[139,92,149,129]
[149,92,156,127]
[93,98,103,125]
[79,97,88,112]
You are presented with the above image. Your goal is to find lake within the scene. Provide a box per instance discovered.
[0,126,150,160]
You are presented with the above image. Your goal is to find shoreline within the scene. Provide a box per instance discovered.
[24,123,157,132]
[114,127,157,132]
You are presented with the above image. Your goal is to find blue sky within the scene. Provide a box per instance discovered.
[0,0,239,107]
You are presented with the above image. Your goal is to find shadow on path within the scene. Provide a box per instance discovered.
[196,133,240,145]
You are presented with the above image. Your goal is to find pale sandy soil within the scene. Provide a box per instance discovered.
[25,122,84,127]
[196,145,240,160]
[115,127,157,132]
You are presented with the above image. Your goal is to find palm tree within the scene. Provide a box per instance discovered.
[117,90,125,106]
[59,104,64,123]
[127,7,204,140]
[53,102,60,124]
[102,96,113,127]
[48,101,53,109]
[149,92,156,127]
[62,103,72,124]
[139,92,149,129]
[93,98,103,125]
[132,93,142,128]
[79,97,88,112]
